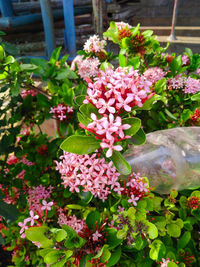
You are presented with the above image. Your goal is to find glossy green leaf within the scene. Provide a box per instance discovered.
[60,135,101,155]
[122,117,141,136]
[111,150,131,175]
[55,229,68,242]
[131,128,146,145]
[107,246,121,266]
[86,211,101,230]
[167,223,181,238]
[25,226,53,248]
[177,231,191,249]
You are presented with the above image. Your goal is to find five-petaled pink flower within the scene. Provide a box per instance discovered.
[41,200,54,211]
[25,210,39,226]
[92,230,102,241]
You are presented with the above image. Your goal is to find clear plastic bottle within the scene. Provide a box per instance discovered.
[123,127,200,194]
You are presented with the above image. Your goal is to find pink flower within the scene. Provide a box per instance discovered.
[128,195,139,206]
[50,103,73,122]
[7,155,18,165]
[41,200,53,211]
[18,220,28,238]
[160,258,170,267]
[143,67,165,84]
[182,55,190,66]
[196,68,200,75]
[183,77,200,94]
[71,55,100,79]
[100,139,123,158]
[21,89,37,99]
[96,98,116,114]
[92,230,102,241]
[56,152,122,201]
[32,241,42,248]
[168,75,186,89]
[25,210,39,226]
[83,35,106,54]
[115,22,132,31]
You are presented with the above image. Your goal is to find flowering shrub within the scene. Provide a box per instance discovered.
[0,23,200,266]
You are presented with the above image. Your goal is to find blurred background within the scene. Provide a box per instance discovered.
[0,0,200,59]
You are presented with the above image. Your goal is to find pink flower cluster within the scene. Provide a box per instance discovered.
[115,22,132,31]
[27,185,53,216]
[56,151,123,201]
[181,55,190,66]
[143,67,165,84]
[21,89,38,99]
[57,209,85,234]
[83,35,106,54]
[50,103,73,121]
[122,172,150,206]
[81,113,131,157]
[183,77,200,94]
[71,55,100,80]
[167,75,186,89]
[168,75,200,94]
[84,67,152,110]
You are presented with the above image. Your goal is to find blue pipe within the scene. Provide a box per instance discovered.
[0,9,63,28]
[62,0,76,59]
[39,0,56,59]
[0,0,14,17]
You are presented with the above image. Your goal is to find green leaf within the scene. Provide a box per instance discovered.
[139,94,162,110]
[4,55,15,65]
[177,231,191,249]
[103,21,118,43]
[128,56,140,69]
[101,247,111,263]
[185,48,193,58]
[105,228,122,249]
[180,109,192,122]
[25,226,53,248]
[77,112,91,126]
[165,108,178,121]
[86,211,101,230]
[191,92,200,102]
[50,47,62,64]
[122,117,141,136]
[107,246,121,266]
[146,222,158,239]
[131,23,140,37]
[170,55,182,75]
[79,103,99,118]
[20,64,37,71]
[60,135,101,155]
[142,30,153,38]
[76,95,86,105]
[119,54,127,67]
[0,45,4,61]
[44,250,65,264]
[55,229,68,242]
[130,128,146,145]
[154,78,166,94]
[0,201,19,222]
[79,190,93,204]
[149,240,166,261]
[111,150,131,175]
[56,68,78,80]
[167,262,179,267]
[167,223,181,238]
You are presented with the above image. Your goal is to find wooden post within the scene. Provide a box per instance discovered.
[92,0,104,37]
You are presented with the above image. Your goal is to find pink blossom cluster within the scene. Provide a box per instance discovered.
[122,172,150,206]
[71,55,100,80]
[84,67,153,110]
[27,185,53,216]
[115,22,132,31]
[21,89,38,99]
[181,55,190,66]
[196,68,200,75]
[83,35,106,54]
[57,208,85,234]
[81,113,131,157]
[55,151,123,201]
[143,67,165,84]
[183,77,200,94]
[50,103,73,121]
[167,75,186,89]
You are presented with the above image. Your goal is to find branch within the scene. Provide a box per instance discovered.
[22,83,51,99]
